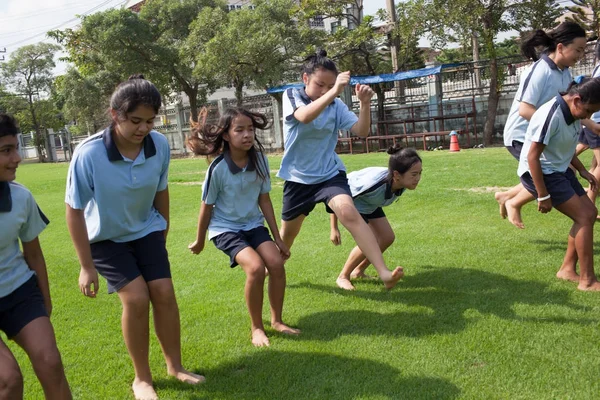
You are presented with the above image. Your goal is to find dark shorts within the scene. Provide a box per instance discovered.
[578,127,600,149]
[506,140,524,161]
[326,205,386,223]
[90,231,171,294]
[0,276,48,338]
[520,168,586,207]
[212,226,273,268]
[282,171,352,221]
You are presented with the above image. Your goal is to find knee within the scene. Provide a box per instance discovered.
[149,283,177,308]
[266,260,285,280]
[30,347,64,376]
[0,364,23,398]
[587,205,598,224]
[336,204,361,226]
[245,263,266,282]
[379,232,395,250]
[122,290,150,315]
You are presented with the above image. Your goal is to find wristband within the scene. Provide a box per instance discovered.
[537,194,551,202]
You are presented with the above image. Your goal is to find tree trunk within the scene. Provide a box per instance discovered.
[373,84,385,129]
[235,79,244,107]
[28,96,45,162]
[483,32,499,146]
[185,87,199,122]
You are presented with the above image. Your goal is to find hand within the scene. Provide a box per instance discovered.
[330,229,341,246]
[275,238,290,261]
[79,267,99,298]
[355,83,374,103]
[537,198,553,214]
[580,170,598,192]
[188,239,204,255]
[333,71,351,95]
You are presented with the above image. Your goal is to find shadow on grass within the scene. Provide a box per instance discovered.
[154,351,460,400]
[530,239,600,256]
[290,266,594,339]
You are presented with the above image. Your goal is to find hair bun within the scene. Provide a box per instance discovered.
[316,49,328,58]
[128,74,145,80]
[387,143,403,155]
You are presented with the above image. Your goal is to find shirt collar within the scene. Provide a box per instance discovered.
[223,151,255,174]
[102,127,157,162]
[556,95,575,125]
[0,181,12,212]
[384,182,402,199]
[541,54,563,71]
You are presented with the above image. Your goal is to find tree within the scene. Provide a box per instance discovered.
[1,43,61,161]
[50,0,222,122]
[510,0,563,32]
[566,0,600,39]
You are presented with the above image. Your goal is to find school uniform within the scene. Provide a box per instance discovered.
[518,95,585,206]
[65,127,171,293]
[278,87,358,220]
[504,54,572,159]
[578,64,600,148]
[326,167,404,222]
[0,181,49,337]
[203,151,272,267]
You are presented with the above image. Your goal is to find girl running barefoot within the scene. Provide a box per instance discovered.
[496,22,587,229]
[187,108,299,347]
[0,114,71,400]
[329,145,422,290]
[278,49,403,289]
[518,76,600,291]
[65,75,204,400]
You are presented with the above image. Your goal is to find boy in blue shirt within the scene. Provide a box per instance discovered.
[0,113,71,399]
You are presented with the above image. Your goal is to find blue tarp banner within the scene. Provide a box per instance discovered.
[266,63,464,94]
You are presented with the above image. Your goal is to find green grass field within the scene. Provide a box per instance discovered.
[7,147,600,399]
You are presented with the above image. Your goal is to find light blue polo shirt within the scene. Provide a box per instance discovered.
[0,181,49,298]
[348,167,404,214]
[518,96,580,176]
[278,87,358,184]
[504,54,572,146]
[590,64,600,122]
[65,128,170,243]
[203,151,271,240]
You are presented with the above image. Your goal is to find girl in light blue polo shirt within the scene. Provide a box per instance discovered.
[65,76,204,400]
[495,22,587,229]
[278,49,404,290]
[329,145,422,290]
[0,114,71,399]
[187,107,299,347]
[518,77,600,291]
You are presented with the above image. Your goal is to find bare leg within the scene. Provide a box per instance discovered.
[586,148,600,205]
[328,195,403,289]
[557,233,579,282]
[0,339,23,399]
[235,247,270,347]
[13,317,71,400]
[505,187,534,229]
[495,183,523,219]
[280,214,306,250]
[255,241,300,335]
[117,277,157,400]
[555,194,600,291]
[148,279,205,385]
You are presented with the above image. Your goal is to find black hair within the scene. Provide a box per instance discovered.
[302,49,338,76]
[521,22,586,61]
[109,74,162,121]
[562,76,600,105]
[186,107,270,181]
[0,113,19,138]
[387,144,422,181]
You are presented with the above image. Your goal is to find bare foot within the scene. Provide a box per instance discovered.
[168,369,206,385]
[132,378,158,400]
[494,192,508,219]
[383,267,404,290]
[272,321,301,335]
[336,277,355,290]
[252,329,270,347]
[350,270,377,280]
[556,269,580,282]
[577,280,600,291]
[505,199,524,229]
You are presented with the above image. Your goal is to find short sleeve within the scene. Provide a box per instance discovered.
[519,65,547,107]
[259,154,271,194]
[65,150,94,210]
[283,88,308,121]
[157,136,170,192]
[202,162,221,205]
[530,112,559,146]
[336,100,359,131]
[20,192,49,243]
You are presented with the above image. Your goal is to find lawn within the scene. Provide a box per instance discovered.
[7,147,600,399]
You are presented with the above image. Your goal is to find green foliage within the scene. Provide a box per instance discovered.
[509,0,564,32]
[566,0,600,39]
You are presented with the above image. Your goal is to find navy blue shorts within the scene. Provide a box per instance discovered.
[0,276,48,338]
[578,127,600,149]
[282,171,352,221]
[506,140,524,161]
[90,231,171,294]
[520,168,586,207]
[326,205,386,223]
[212,226,273,268]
